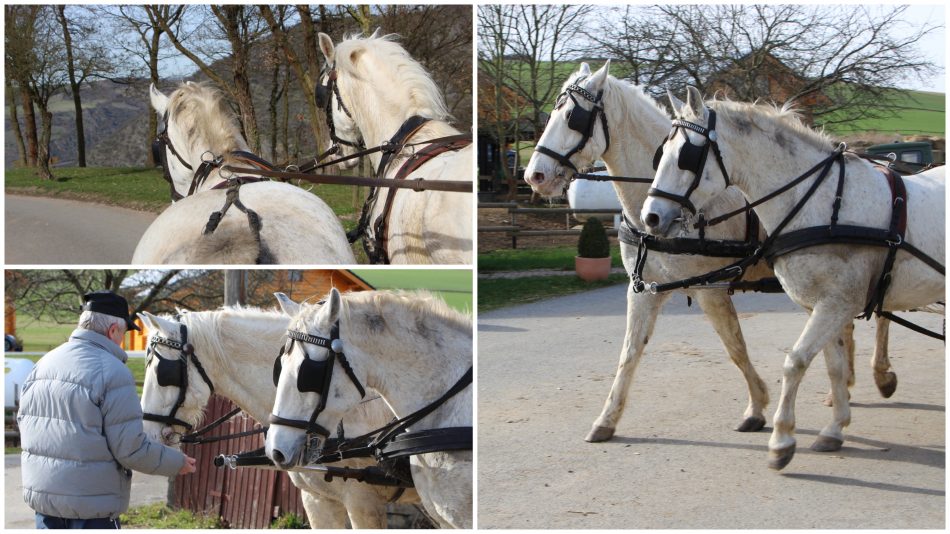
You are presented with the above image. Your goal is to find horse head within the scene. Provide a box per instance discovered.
[266,289,367,469]
[138,311,214,447]
[524,61,611,198]
[318,33,364,169]
[642,86,732,236]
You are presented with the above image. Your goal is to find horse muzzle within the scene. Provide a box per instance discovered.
[641,197,680,237]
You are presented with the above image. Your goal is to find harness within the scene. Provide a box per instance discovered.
[344,115,472,264]
[316,64,364,151]
[644,112,945,339]
[534,78,610,174]
[267,322,473,467]
[142,322,216,431]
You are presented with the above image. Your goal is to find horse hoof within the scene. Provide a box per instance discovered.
[877,372,898,398]
[811,435,843,452]
[585,426,615,442]
[768,444,796,470]
[735,416,766,432]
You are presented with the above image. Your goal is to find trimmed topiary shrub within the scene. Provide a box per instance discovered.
[577,217,610,258]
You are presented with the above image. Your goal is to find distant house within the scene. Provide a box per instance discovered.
[707,52,831,123]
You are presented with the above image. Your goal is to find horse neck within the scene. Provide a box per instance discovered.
[342,303,472,429]
[184,310,286,424]
[599,78,670,223]
[715,110,857,235]
[171,117,252,195]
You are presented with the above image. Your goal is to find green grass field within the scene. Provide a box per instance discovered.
[5,166,364,229]
[820,90,945,137]
[479,273,628,312]
[350,269,473,312]
[479,245,623,272]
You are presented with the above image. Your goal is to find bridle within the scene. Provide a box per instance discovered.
[647,109,732,215]
[142,321,216,433]
[533,78,610,174]
[152,110,195,201]
[316,64,365,152]
[267,321,367,438]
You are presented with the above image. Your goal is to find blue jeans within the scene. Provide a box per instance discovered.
[35,513,120,529]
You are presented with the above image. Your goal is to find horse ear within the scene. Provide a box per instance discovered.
[318,32,335,64]
[578,62,591,76]
[369,27,381,39]
[588,59,609,91]
[149,83,168,115]
[667,89,687,117]
[326,288,343,322]
[685,86,707,120]
[274,292,300,317]
[138,311,157,332]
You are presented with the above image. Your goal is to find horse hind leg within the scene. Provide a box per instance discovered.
[871,316,897,398]
[823,321,855,407]
[586,283,668,442]
[693,290,768,432]
[769,301,853,470]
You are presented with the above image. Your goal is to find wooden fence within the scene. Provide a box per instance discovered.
[479,202,621,249]
[174,395,305,528]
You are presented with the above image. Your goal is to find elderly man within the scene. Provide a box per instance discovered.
[17,290,197,529]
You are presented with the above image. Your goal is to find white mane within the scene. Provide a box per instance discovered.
[691,98,835,153]
[167,82,250,157]
[334,34,452,125]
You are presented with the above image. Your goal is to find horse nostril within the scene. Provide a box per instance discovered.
[531,172,546,185]
[271,449,286,465]
[644,213,660,229]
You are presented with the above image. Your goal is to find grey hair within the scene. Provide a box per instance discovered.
[78,311,126,336]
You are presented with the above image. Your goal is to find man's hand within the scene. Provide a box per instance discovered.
[178,455,197,475]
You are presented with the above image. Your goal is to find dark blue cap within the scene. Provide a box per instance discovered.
[81,291,140,331]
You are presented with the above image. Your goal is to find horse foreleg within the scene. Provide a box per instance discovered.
[342,494,388,529]
[586,282,668,442]
[823,321,855,407]
[299,490,348,529]
[769,301,853,470]
[871,316,897,398]
[693,290,769,432]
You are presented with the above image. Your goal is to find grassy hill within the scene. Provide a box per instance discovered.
[819,90,944,137]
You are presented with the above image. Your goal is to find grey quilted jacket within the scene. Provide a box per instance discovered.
[18,328,185,519]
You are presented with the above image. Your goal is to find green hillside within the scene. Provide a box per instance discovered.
[350,269,473,312]
[819,89,944,137]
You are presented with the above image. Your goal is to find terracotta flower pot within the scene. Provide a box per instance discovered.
[575,256,611,281]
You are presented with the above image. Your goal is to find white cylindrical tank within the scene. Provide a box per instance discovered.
[5,358,35,408]
[567,173,622,225]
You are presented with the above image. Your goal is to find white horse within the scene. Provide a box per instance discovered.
[317,32,473,264]
[138,306,418,528]
[642,87,945,469]
[266,289,473,528]
[524,62,875,442]
[132,82,355,264]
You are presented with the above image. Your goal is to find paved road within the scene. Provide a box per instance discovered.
[478,285,944,529]
[5,454,172,528]
[5,195,157,264]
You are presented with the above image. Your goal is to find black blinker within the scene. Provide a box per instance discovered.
[567,106,591,133]
[652,145,663,170]
[156,355,185,388]
[272,345,285,387]
[315,83,329,110]
[678,137,707,175]
[152,139,165,168]
[297,356,332,394]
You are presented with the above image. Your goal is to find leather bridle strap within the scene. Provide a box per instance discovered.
[533,82,610,174]
[142,323,216,431]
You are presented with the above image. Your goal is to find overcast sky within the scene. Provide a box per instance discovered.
[902,4,945,92]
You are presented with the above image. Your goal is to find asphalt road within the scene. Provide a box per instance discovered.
[5,195,157,264]
[478,285,944,529]
[5,454,171,528]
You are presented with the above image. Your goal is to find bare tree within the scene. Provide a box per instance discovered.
[6,79,27,167]
[584,5,941,126]
[152,5,267,153]
[499,5,593,139]
[477,5,516,199]
[5,5,44,169]
[98,5,184,166]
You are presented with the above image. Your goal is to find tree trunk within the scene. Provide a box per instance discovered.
[56,6,86,167]
[147,30,162,167]
[36,106,54,180]
[19,86,38,167]
[281,66,290,159]
[7,81,27,167]
[268,60,281,163]
[224,270,246,306]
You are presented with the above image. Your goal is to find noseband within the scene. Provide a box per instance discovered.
[315,64,364,151]
[142,321,216,432]
[533,80,610,174]
[648,109,731,214]
[268,321,366,438]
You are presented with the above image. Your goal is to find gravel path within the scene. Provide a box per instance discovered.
[478,284,944,529]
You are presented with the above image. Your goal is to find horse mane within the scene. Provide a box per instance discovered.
[333,33,452,123]
[696,98,835,152]
[296,289,472,342]
[604,75,670,121]
[167,81,250,156]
